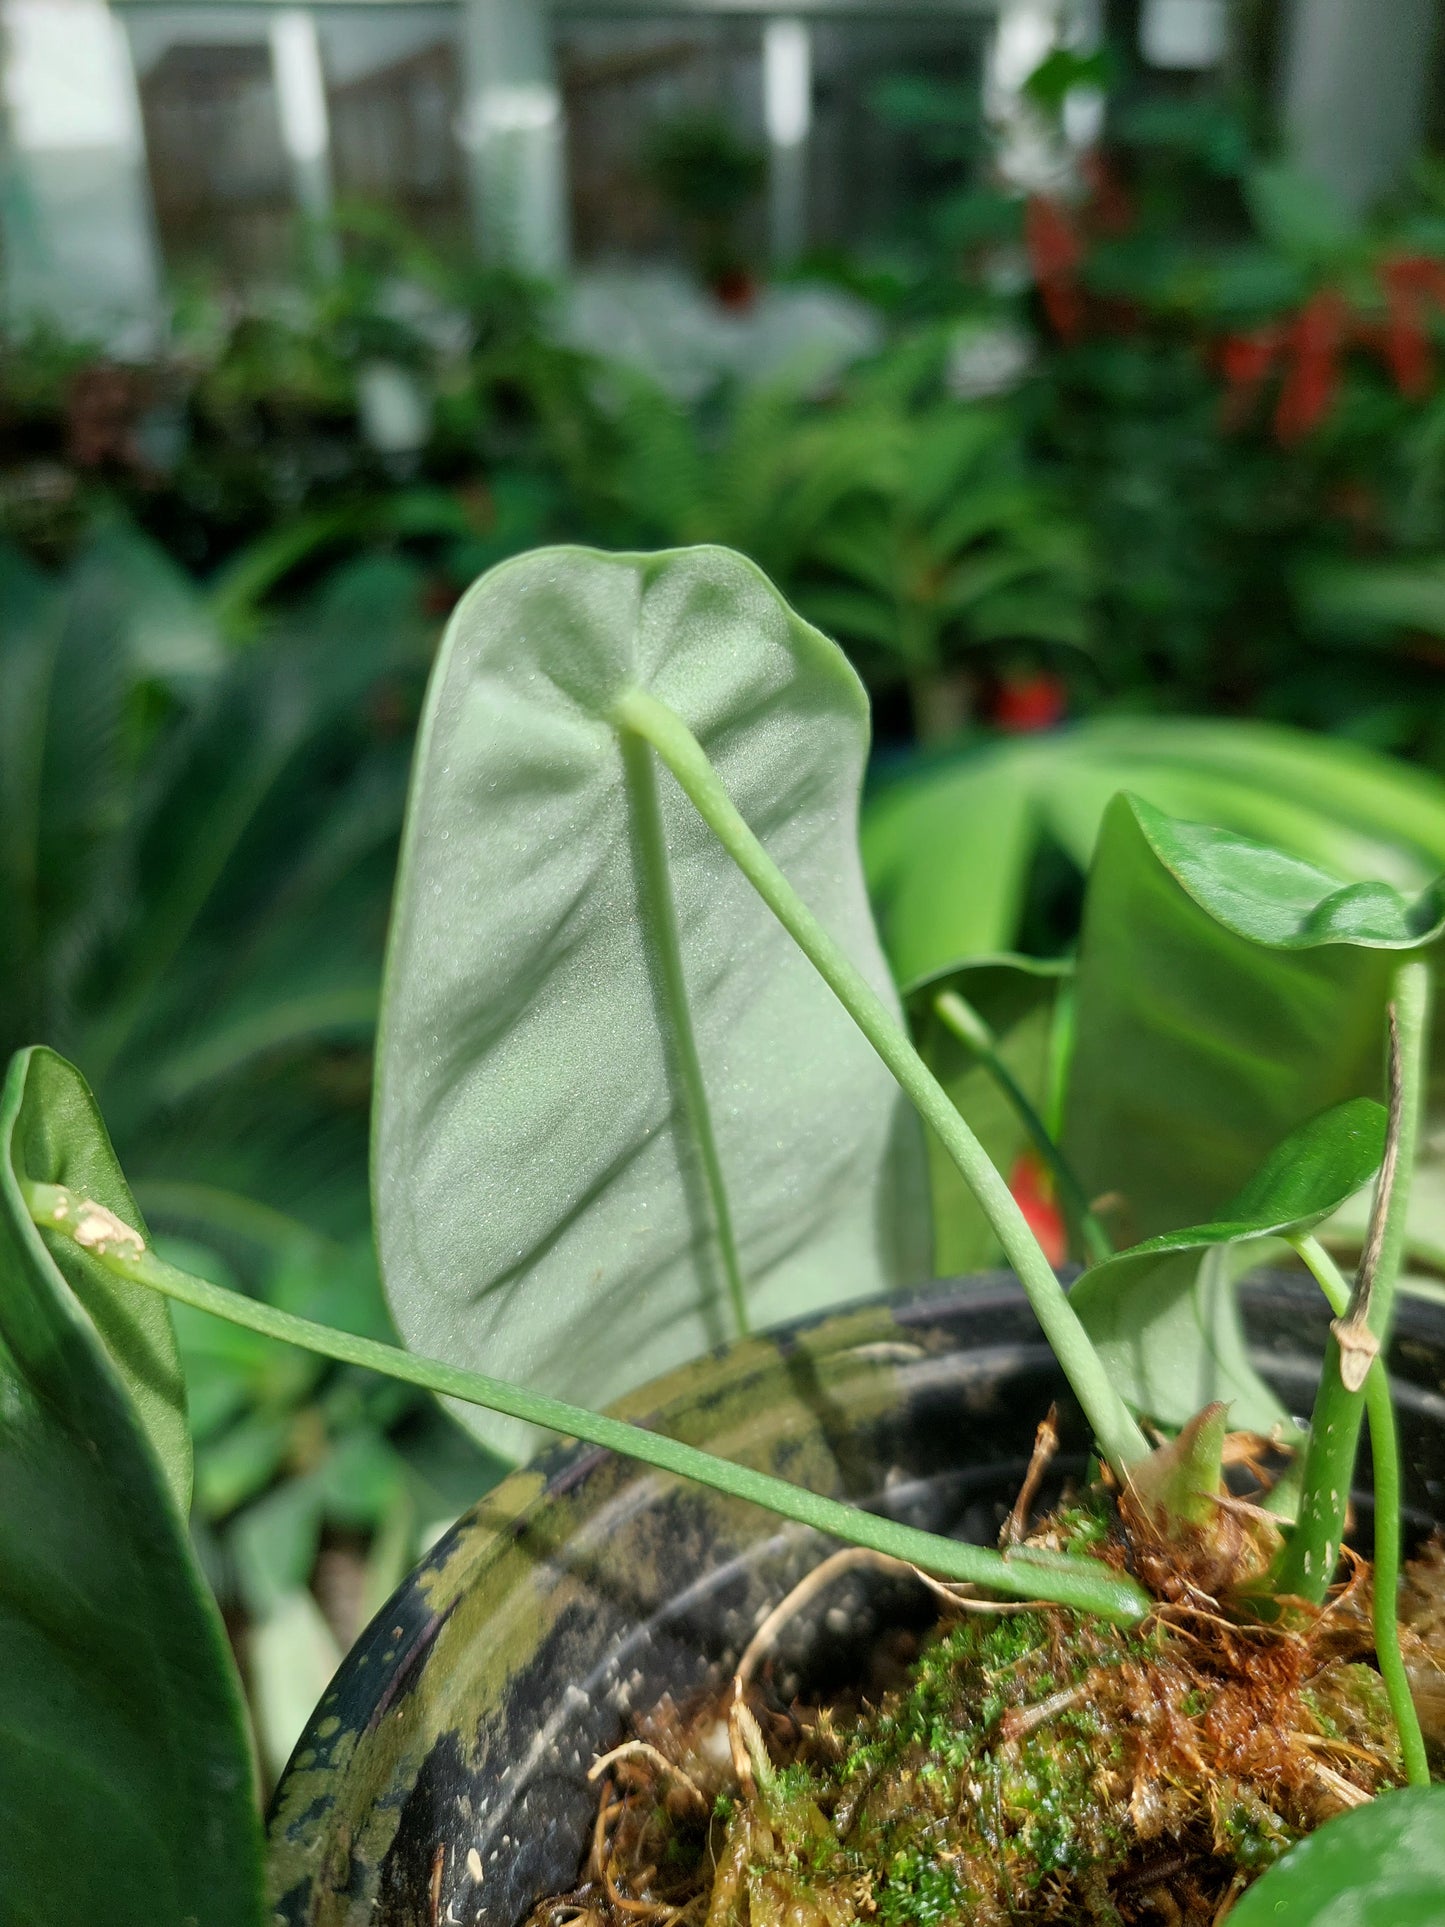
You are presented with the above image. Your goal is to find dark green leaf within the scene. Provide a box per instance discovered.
[376,546,929,1460]
[1228,1787,1445,1926]
[8,1046,190,1510]
[1063,796,1417,1248]
[1129,795,1445,951]
[0,1049,263,1927]
[1071,1099,1386,1429]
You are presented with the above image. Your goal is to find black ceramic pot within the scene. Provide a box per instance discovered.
[267,1274,1445,1926]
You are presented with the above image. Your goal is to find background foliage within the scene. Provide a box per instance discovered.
[6,79,1445,1770]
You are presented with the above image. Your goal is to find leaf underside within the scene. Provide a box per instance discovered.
[375,545,930,1459]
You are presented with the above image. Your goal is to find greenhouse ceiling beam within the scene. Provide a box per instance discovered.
[553,0,999,11]
[112,0,1000,14]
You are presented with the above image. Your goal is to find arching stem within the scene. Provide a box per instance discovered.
[610,688,1149,1479]
[23,1177,1152,1625]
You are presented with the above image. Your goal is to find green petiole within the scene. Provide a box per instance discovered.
[1275,961,1430,1606]
[931,986,1112,1267]
[1291,1233,1430,1789]
[23,1178,1152,1625]
[622,734,750,1339]
[610,685,1150,1480]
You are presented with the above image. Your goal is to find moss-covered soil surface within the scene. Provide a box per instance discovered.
[526,1509,1445,1927]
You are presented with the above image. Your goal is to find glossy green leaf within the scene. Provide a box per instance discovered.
[6,1046,190,1510]
[862,717,1445,988]
[904,954,1069,1272]
[1063,795,1432,1249]
[0,1050,264,1927]
[376,545,929,1459]
[1130,796,1445,950]
[1071,1098,1386,1430]
[1228,1787,1445,1927]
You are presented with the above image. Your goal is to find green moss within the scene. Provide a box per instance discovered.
[1303,1662,1403,1773]
[680,1591,1402,1924]
[537,1501,1413,1927]
[874,1849,969,1925]
[1213,1780,1297,1871]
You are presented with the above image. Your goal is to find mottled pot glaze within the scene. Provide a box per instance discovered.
[267,1275,1445,1927]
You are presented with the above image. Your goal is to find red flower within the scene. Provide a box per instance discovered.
[1026,196,1086,342]
[1379,255,1437,397]
[1009,1152,1067,1268]
[1220,327,1283,394]
[1218,324,1285,428]
[994,671,1068,733]
[1273,289,1347,444]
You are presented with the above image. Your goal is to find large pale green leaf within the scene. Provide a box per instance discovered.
[862,718,1445,988]
[375,545,929,1459]
[7,1046,190,1510]
[1062,795,1445,1248]
[1071,1098,1386,1430]
[1228,1787,1445,1927]
[905,954,1068,1273]
[0,1049,263,1927]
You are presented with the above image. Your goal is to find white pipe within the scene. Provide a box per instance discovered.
[764,16,810,267]
[269,9,333,222]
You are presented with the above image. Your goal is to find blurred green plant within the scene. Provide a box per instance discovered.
[849,75,1445,752]
[864,715,1445,981]
[1,216,600,607]
[586,335,1091,740]
[642,112,766,294]
[9,123,1445,753]
[0,521,497,1770]
[777,388,1092,741]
